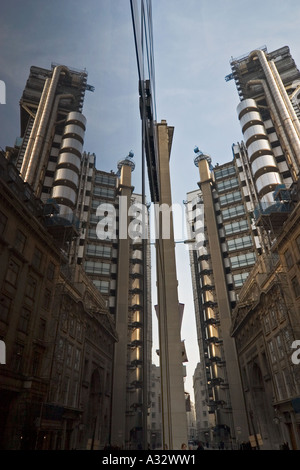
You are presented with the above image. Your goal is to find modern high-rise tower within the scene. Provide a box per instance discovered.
[4,62,153,450]
[187,45,300,448]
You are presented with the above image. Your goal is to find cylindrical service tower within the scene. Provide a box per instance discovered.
[51,111,86,218]
[237,98,282,205]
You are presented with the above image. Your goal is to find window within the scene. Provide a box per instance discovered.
[38,318,46,341]
[224,219,249,235]
[62,376,70,405]
[263,313,270,334]
[56,337,65,362]
[0,210,8,235]
[284,249,293,269]
[74,349,81,371]
[274,372,285,400]
[32,247,43,270]
[94,174,116,186]
[276,335,284,359]
[25,276,37,305]
[66,343,73,367]
[72,381,79,407]
[47,261,55,281]
[5,259,20,286]
[292,276,300,298]
[32,351,42,376]
[216,177,239,193]
[12,344,24,373]
[93,186,115,199]
[233,272,249,288]
[268,340,276,363]
[0,296,11,322]
[219,190,242,207]
[19,307,30,333]
[84,260,110,275]
[86,244,111,258]
[92,279,110,294]
[283,368,294,397]
[229,252,256,269]
[278,300,287,321]
[269,307,277,328]
[69,316,75,336]
[227,235,253,252]
[88,227,98,239]
[221,204,245,221]
[296,235,300,255]
[214,166,236,180]
[14,229,26,254]
[76,322,83,342]
[43,288,52,310]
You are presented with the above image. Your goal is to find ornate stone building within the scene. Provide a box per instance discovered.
[0,151,117,450]
[231,201,300,449]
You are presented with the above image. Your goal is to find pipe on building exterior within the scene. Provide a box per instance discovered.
[249,50,300,167]
[247,79,298,181]
[269,60,300,141]
[33,93,74,194]
[20,78,51,179]
[24,65,69,185]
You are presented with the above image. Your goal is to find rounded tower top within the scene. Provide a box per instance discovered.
[193,146,212,167]
[117,150,135,173]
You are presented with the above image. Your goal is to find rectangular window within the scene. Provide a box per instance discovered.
[0,211,8,235]
[84,261,110,275]
[216,177,239,193]
[74,348,81,371]
[219,190,242,207]
[76,322,83,342]
[292,276,300,298]
[263,313,270,334]
[56,337,65,362]
[283,368,294,397]
[32,351,41,376]
[47,261,56,281]
[268,340,276,363]
[94,174,116,186]
[214,166,236,180]
[25,276,37,304]
[12,344,24,373]
[229,252,256,269]
[221,204,245,221]
[296,235,300,255]
[233,272,249,288]
[5,259,20,286]
[38,318,46,341]
[274,372,285,400]
[92,279,110,294]
[32,247,43,270]
[0,295,11,322]
[227,235,253,252]
[269,307,277,328]
[19,307,30,333]
[284,249,293,269]
[62,376,70,405]
[93,186,115,199]
[224,219,249,235]
[276,335,284,359]
[43,288,52,310]
[66,343,73,367]
[87,227,98,239]
[86,244,111,258]
[14,229,27,254]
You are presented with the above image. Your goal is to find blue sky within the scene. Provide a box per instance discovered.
[1,0,300,398]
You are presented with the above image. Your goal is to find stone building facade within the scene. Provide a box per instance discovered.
[0,152,117,449]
